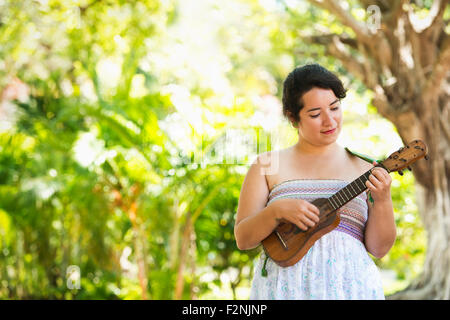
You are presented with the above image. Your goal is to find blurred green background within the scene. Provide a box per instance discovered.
[0,0,430,299]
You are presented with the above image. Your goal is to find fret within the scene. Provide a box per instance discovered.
[357,181,364,192]
[349,183,357,195]
[327,169,374,210]
[342,188,351,200]
[337,192,345,204]
[327,197,337,210]
[347,185,355,197]
[346,183,357,198]
[332,193,339,206]
[337,189,346,204]
[359,183,365,192]
[330,194,338,208]
[362,170,372,186]
[332,194,341,207]
[329,195,337,208]
[356,180,365,192]
[360,173,369,186]
[360,175,367,184]
[357,177,366,190]
[332,196,339,209]
[359,180,366,192]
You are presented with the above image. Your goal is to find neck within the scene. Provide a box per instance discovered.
[294,140,340,156]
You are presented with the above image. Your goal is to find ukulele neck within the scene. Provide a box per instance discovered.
[327,164,389,210]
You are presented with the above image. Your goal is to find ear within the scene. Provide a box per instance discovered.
[287,112,299,128]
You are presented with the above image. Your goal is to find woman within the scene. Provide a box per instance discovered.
[234,63,396,299]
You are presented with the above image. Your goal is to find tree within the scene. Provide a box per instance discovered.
[289,0,449,299]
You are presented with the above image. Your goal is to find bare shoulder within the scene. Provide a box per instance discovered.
[256,148,292,188]
[241,150,282,192]
[254,149,279,166]
[345,150,374,177]
[235,151,279,225]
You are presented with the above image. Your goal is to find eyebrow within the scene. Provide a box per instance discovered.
[306,99,340,113]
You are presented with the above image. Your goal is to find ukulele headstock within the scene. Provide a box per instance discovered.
[380,140,428,174]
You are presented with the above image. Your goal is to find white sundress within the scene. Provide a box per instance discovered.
[249,179,385,300]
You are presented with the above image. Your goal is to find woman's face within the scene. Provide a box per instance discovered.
[295,87,342,146]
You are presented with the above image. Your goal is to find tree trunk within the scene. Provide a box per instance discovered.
[303,0,450,299]
[389,183,450,299]
[389,92,450,299]
[128,201,148,300]
[189,224,198,299]
[174,211,192,300]
[173,184,223,299]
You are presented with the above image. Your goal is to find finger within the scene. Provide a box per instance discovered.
[372,161,388,178]
[301,215,316,228]
[307,203,320,215]
[306,210,320,223]
[371,168,388,181]
[372,169,392,187]
[369,173,382,188]
[378,169,391,184]
[369,174,381,187]
[286,216,307,231]
[366,180,376,191]
[296,220,308,231]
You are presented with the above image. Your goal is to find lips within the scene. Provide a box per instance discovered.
[321,128,336,134]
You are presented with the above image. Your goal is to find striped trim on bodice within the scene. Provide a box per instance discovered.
[268,179,368,243]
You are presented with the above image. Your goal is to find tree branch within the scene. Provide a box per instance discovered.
[307,0,372,44]
[440,112,450,143]
[359,0,389,11]
[306,0,395,70]
[424,36,450,101]
[384,0,408,26]
[371,85,393,120]
[304,33,377,90]
[356,41,380,89]
[305,33,358,50]
[408,0,448,34]
[404,11,425,85]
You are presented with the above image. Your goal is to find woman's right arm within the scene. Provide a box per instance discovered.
[234,155,320,250]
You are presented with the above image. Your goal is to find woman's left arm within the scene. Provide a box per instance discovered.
[364,162,397,259]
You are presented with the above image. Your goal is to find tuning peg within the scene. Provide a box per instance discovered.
[398,170,404,176]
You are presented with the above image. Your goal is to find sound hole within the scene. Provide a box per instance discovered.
[278,223,297,235]
[294,226,305,234]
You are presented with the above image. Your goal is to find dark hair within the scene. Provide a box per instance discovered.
[282,63,346,123]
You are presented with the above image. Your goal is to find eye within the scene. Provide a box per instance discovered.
[309,104,339,118]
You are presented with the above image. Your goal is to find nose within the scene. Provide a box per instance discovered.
[322,110,336,127]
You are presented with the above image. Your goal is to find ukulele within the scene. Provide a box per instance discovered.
[261,140,428,267]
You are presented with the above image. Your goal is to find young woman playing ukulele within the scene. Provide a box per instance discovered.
[234,64,396,299]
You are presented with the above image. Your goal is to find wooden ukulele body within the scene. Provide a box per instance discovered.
[261,198,339,267]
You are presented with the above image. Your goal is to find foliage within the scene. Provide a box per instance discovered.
[0,0,427,299]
